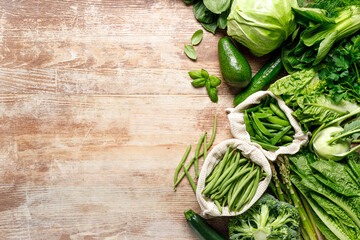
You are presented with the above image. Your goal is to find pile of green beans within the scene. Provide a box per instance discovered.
[243,96,294,151]
[202,146,267,213]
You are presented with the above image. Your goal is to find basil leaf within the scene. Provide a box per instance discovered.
[203,0,231,14]
[184,44,197,60]
[193,1,215,24]
[191,30,203,46]
[201,69,209,78]
[188,70,202,79]
[208,87,218,103]
[201,22,218,34]
[191,78,206,87]
[209,75,221,87]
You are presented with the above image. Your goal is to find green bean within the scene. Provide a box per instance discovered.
[174,145,192,185]
[245,167,261,205]
[252,112,273,137]
[214,182,233,200]
[251,138,280,151]
[235,174,256,212]
[211,156,240,192]
[182,165,196,193]
[244,111,255,137]
[219,162,251,191]
[214,199,222,213]
[229,166,258,207]
[227,182,236,206]
[203,134,207,161]
[266,116,290,126]
[194,133,206,178]
[262,122,284,130]
[202,147,232,195]
[270,103,287,120]
[270,125,292,145]
[174,115,217,189]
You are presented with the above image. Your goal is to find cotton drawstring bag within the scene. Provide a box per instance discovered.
[196,139,271,217]
[227,91,309,161]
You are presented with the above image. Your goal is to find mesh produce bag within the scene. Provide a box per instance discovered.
[227,91,309,161]
[196,139,271,217]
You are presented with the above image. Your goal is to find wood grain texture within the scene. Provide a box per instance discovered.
[0,0,264,239]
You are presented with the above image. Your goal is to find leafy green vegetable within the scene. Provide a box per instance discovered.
[269,70,359,130]
[193,1,216,24]
[282,5,360,73]
[319,34,360,103]
[290,150,360,239]
[217,10,229,29]
[228,194,301,240]
[184,44,197,60]
[227,0,298,56]
[203,0,231,14]
[191,30,203,46]
[188,69,221,103]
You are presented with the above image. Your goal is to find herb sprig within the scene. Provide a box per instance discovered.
[319,34,360,103]
[189,69,221,103]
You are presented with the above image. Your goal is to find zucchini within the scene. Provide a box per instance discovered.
[233,52,283,106]
[184,209,227,240]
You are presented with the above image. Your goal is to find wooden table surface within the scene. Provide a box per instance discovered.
[0,1,271,239]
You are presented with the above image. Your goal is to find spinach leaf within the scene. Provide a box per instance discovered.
[193,1,216,24]
[217,10,229,29]
[201,22,218,34]
[203,0,231,14]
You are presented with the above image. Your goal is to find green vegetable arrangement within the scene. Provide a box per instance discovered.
[242,96,295,151]
[228,193,301,240]
[289,150,360,240]
[203,146,267,213]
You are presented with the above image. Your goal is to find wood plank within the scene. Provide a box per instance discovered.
[0,0,270,95]
[0,94,232,239]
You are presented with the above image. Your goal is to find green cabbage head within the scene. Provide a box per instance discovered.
[227,0,298,56]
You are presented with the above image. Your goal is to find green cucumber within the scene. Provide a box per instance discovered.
[184,209,227,240]
[233,52,283,106]
[218,37,252,88]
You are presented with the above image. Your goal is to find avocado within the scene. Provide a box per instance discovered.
[218,37,252,88]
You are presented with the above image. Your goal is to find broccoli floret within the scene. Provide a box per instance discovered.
[229,194,301,240]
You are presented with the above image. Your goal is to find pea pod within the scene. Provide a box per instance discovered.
[270,103,287,120]
[266,116,290,126]
[270,125,292,145]
[244,111,255,137]
[252,112,273,137]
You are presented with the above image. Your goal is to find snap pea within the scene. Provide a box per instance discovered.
[281,135,294,142]
[270,125,292,145]
[270,103,287,120]
[251,138,280,151]
[244,111,255,137]
[263,95,270,107]
[254,112,272,119]
[266,116,290,126]
[251,112,273,137]
[241,103,263,113]
[261,122,284,130]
